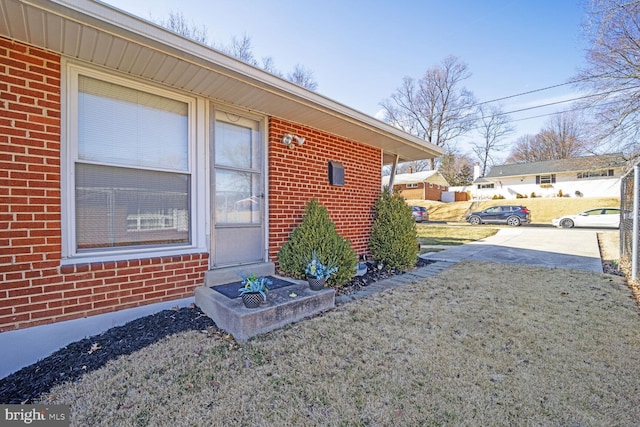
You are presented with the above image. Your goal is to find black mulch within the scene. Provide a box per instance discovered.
[0,257,435,404]
[0,306,216,404]
[336,257,434,296]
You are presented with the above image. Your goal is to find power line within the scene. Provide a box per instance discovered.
[388,85,637,129]
[494,84,640,117]
[466,98,627,133]
[476,76,595,106]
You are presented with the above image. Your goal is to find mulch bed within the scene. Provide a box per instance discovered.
[0,257,434,404]
[0,306,216,404]
[336,257,434,296]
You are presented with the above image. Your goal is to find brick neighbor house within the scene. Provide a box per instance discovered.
[382,170,450,201]
[0,0,442,374]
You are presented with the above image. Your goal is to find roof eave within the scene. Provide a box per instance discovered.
[0,0,443,163]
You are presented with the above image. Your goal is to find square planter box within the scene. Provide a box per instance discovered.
[195,278,335,342]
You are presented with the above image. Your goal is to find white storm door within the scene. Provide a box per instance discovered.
[212,112,265,267]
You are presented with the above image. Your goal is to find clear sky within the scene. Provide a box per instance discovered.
[103,0,589,162]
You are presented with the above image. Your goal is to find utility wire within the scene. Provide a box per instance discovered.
[387,83,639,129]
[465,98,628,133]
[494,84,640,117]
[475,75,601,106]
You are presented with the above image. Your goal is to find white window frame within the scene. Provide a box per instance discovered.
[405,183,418,189]
[478,183,495,189]
[61,62,207,263]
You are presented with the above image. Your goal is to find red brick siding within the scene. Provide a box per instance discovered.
[398,184,425,199]
[425,186,442,201]
[268,118,382,264]
[0,38,208,332]
[395,183,447,201]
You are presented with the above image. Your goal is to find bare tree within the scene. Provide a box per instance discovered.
[505,134,538,164]
[540,111,591,158]
[505,111,589,163]
[380,56,477,169]
[159,10,209,44]
[226,34,258,65]
[153,13,318,91]
[260,56,282,76]
[438,149,475,186]
[287,64,319,91]
[575,0,640,157]
[472,104,514,176]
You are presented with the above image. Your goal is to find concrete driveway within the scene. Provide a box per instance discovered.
[421,227,604,272]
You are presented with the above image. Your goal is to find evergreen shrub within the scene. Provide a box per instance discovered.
[278,198,356,287]
[369,189,417,271]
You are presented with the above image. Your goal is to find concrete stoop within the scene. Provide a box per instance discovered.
[195,278,335,342]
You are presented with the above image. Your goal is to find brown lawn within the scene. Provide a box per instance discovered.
[42,261,640,426]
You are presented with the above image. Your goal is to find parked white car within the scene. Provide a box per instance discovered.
[552,208,620,229]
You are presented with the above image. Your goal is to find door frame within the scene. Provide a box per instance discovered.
[209,105,268,269]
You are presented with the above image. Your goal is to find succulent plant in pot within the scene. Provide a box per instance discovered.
[238,273,271,308]
[305,251,338,290]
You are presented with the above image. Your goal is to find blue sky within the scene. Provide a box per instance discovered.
[104,0,589,161]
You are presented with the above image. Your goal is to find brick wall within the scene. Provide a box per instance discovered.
[395,183,446,201]
[399,185,425,200]
[425,186,442,201]
[0,38,209,332]
[0,38,384,332]
[268,118,382,264]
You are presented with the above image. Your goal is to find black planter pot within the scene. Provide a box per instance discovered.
[241,292,264,308]
[307,276,327,291]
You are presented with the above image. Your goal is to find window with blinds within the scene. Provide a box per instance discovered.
[74,75,191,251]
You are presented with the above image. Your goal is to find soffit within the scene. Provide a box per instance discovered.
[0,0,444,163]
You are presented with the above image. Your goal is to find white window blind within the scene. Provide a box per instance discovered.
[78,76,188,171]
[75,75,191,251]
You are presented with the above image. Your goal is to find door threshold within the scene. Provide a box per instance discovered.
[204,262,275,287]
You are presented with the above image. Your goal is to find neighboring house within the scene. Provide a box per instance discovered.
[0,0,443,337]
[468,153,627,200]
[382,170,450,201]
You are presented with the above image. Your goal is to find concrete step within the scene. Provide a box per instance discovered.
[195,277,335,342]
[204,262,275,287]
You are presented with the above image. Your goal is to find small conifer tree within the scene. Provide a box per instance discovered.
[369,189,417,270]
[278,198,357,286]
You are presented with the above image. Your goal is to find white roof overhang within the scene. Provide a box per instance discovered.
[0,0,444,164]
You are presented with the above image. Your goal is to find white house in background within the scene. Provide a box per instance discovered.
[461,153,627,200]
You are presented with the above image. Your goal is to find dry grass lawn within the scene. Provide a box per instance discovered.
[42,262,640,426]
[417,223,498,246]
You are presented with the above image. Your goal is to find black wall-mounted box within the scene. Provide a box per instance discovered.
[328,161,344,186]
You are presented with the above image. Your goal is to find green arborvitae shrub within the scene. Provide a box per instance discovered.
[278,198,357,287]
[369,189,417,271]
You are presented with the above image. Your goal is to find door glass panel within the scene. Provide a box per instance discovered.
[215,169,260,224]
[215,121,258,169]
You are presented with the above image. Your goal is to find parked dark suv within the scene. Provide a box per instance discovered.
[465,205,531,226]
[411,206,429,222]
